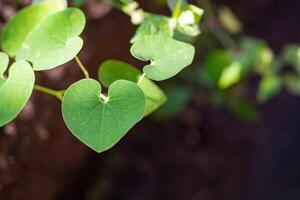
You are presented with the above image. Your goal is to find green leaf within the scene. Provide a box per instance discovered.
[282,44,300,74]
[98,60,166,116]
[16,8,85,71]
[0,53,35,127]
[0,0,66,56]
[200,50,232,88]
[238,37,272,75]
[130,15,174,43]
[283,73,300,96]
[218,61,242,89]
[218,6,242,34]
[130,35,195,81]
[257,75,283,103]
[154,85,190,119]
[62,79,145,153]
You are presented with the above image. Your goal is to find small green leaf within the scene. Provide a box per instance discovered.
[98,60,166,116]
[0,0,66,56]
[130,15,174,43]
[283,73,300,96]
[0,53,35,127]
[16,8,85,71]
[282,44,300,74]
[200,50,232,88]
[130,35,195,81]
[62,79,145,153]
[218,61,242,89]
[218,6,242,34]
[257,75,282,103]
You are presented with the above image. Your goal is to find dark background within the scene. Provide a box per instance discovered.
[0,0,300,199]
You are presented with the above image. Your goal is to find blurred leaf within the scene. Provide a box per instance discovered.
[200,50,232,88]
[240,37,267,67]
[254,47,276,75]
[130,15,174,43]
[284,73,300,96]
[16,8,85,71]
[1,0,66,56]
[218,6,242,34]
[154,85,190,119]
[231,100,259,121]
[130,35,195,81]
[218,61,242,89]
[239,37,278,76]
[98,60,167,116]
[257,75,283,103]
[282,44,300,74]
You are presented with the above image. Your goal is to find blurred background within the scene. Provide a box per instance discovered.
[0,0,300,199]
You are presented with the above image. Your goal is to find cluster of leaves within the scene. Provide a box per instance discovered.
[200,39,300,120]
[154,3,300,121]
[0,0,203,152]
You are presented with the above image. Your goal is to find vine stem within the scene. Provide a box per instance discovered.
[99,93,109,103]
[137,73,145,84]
[34,84,65,101]
[75,56,90,79]
[200,0,237,49]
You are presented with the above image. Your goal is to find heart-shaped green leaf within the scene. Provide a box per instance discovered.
[0,0,66,56]
[0,53,35,127]
[98,60,167,116]
[62,79,145,153]
[16,8,85,71]
[130,35,195,81]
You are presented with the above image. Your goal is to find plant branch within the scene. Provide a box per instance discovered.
[75,56,90,79]
[199,0,237,49]
[137,73,145,84]
[34,84,65,101]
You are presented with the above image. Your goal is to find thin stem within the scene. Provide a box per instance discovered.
[75,56,90,79]
[99,93,109,103]
[210,28,237,49]
[199,0,237,49]
[137,73,145,84]
[34,84,65,101]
